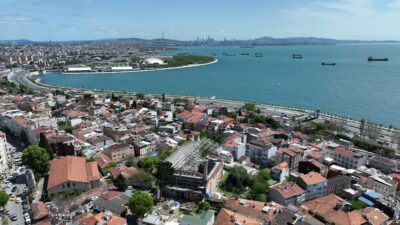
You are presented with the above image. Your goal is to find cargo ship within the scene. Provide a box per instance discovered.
[241,46,255,48]
[241,53,250,55]
[368,57,388,61]
[292,54,302,59]
[321,62,336,66]
[255,53,263,57]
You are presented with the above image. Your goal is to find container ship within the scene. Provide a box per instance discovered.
[368,57,388,61]
[321,62,336,66]
[292,54,302,59]
[255,53,263,57]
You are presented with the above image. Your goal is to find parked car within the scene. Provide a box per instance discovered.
[24,213,31,224]
[11,186,17,192]
[16,197,22,203]
[9,194,17,201]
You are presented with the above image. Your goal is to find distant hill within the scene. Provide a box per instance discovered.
[0,36,398,46]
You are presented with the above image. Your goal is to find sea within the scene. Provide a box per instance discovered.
[39,44,400,126]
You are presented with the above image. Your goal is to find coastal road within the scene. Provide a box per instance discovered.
[7,69,50,91]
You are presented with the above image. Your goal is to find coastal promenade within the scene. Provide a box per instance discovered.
[5,69,400,149]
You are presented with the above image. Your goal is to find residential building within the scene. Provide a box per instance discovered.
[79,211,127,225]
[247,139,277,167]
[214,208,261,225]
[92,191,131,216]
[0,131,8,174]
[326,175,351,195]
[133,140,153,157]
[223,198,283,224]
[332,147,368,169]
[222,132,246,160]
[47,156,101,195]
[366,174,397,196]
[297,172,327,201]
[298,160,325,175]
[269,181,306,206]
[104,143,133,162]
[300,194,366,225]
[271,162,289,182]
[369,156,398,174]
[275,148,301,172]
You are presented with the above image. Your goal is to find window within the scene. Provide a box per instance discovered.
[67,183,70,188]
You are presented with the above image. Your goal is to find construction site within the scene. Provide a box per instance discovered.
[165,139,224,201]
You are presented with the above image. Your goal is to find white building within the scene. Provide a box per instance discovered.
[0,131,9,174]
[143,58,166,65]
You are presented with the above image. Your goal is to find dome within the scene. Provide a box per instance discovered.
[143,58,166,65]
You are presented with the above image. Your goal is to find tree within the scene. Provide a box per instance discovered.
[154,161,174,196]
[113,174,128,191]
[39,132,53,160]
[128,191,153,218]
[22,145,50,178]
[0,191,9,208]
[137,157,158,173]
[249,182,269,200]
[162,93,166,103]
[360,119,366,137]
[196,201,210,214]
[256,169,271,182]
[159,149,172,161]
[242,103,257,112]
[125,156,135,167]
[223,166,251,193]
[135,93,145,100]
[349,200,367,210]
[102,161,117,173]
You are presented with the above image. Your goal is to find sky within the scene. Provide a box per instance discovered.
[1,0,400,41]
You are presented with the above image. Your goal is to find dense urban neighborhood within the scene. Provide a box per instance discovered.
[1,42,400,225]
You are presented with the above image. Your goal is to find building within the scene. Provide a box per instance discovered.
[332,147,368,169]
[366,174,397,196]
[269,181,306,206]
[297,172,327,201]
[165,139,223,201]
[247,139,277,167]
[133,140,153,157]
[222,133,246,160]
[369,156,398,174]
[92,191,131,216]
[31,201,49,224]
[300,194,366,225]
[275,148,301,172]
[79,211,127,225]
[271,162,289,182]
[214,208,261,225]
[0,131,9,174]
[223,198,283,223]
[326,175,351,195]
[180,210,215,225]
[298,160,325,175]
[104,143,133,162]
[47,156,101,195]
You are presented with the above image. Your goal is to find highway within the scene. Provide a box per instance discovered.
[6,69,50,91]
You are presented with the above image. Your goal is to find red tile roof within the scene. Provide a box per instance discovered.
[271,181,305,198]
[300,171,326,186]
[214,208,261,225]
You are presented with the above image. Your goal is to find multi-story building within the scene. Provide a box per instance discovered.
[366,174,397,196]
[368,156,398,174]
[0,131,9,174]
[275,148,301,172]
[271,162,289,182]
[222,132,246,160]
[165,140,223,201]
[297,171,327,201]
[104,143,134,162]
[247,139,277,167]
[332,147,368,169]
[269,181,306,206]
[326,175,351,195]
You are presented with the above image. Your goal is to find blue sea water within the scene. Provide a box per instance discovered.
[39,44,400,126]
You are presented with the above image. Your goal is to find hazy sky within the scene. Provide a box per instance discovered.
[1,0,400,41]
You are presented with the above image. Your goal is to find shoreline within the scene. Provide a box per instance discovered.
[58,59,218,75]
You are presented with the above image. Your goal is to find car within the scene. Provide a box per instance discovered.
[11,186,17,192]
[10,216,17,221]
[9,195,17,201]
[24,213,31,224]
[22,204,28,211]
[16,197,22,203]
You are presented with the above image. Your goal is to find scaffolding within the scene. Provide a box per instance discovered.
[167,139,219,172]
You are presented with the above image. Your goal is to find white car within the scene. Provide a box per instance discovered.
[16,197,22,204]
[24,213,31,224]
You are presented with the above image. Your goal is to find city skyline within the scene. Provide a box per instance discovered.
[1,0,400,41]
